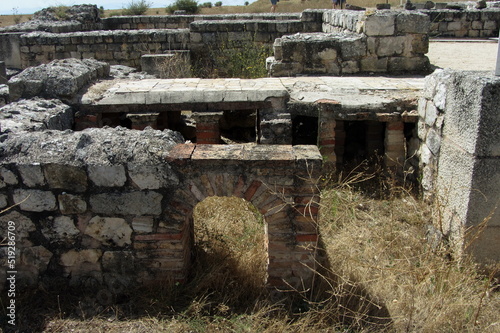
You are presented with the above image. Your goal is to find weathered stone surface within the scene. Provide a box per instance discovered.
[8,58,109,102]
[20,246,53,272]
[0,127,184,166]
[90,192,163,216]
[17,164,45,187]
[44,164,87,192]
[0,84,9,107]
[33,4,101,23]
[0,98,74,134]
[0,211,36,247]
[396,11,430,34]
[128,164,179,189]
[59,249,102,282]
[84,216,132,247]
[58,193,87,214]
[0,194,7,209]
[13,189,57,212]
[41,216,80,244]
[364,12,396,36]
[102,251,135,274]
[0,167,18,188]
[88,165,127,187]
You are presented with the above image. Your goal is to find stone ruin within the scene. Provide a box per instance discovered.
[0,5,498,293]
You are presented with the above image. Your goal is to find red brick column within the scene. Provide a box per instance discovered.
[126,113,160,130]
[74,112,102,131]
[384,121,405,168]
[334,120,345,165]
[365,120,384,156]
[193,112,223,144]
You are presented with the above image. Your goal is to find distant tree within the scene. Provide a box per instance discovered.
[215,1,222,6]
[122,0,152,15]
[244,1,249,5]
[200,2,213,8]
[167,0,200,14]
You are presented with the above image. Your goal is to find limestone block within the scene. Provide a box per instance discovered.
[341,60,359,74]
[128,164,179,189]
[0,167,18,188]
[85,216,132,247]
[377,36,406,57]
[44,164,87,193]
[407,34,429,55]
[132,216,154,233]
[90,191,163,215]
[418,97,427,119]
[17,164,45,187]
[443,71,500,157]
[59,249,102,280]
[425,101,439,127]
[20,246,53,273]
[425,128,441,155]
[339,36,367,59]
[360,56,388,72]
[58,194,87,214]
[387,56,430,73]
[88,165,127,187]
[13,189,57,212]
[0,211,36,247]
[364,12,395,36]
[467,226,500,264]
[42,216,80,244]
[396,11,430,34]
[484,20,497,30]
[102,251,135,274]
[0,194,7,209]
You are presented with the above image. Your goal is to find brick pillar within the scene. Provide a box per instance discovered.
[334,120,345,165]
[384,121,405,168]
[193,111,223,144]
[126,113,160,130]
[74,112,102,131]
[365,121,384,156]
[318,109,336,165]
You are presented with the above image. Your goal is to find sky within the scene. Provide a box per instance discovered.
[0,0,251,15]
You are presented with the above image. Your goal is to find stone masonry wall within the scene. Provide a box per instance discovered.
[18,29,190,68]
[418,69,500,265]
[0,128,322,292]
[269,10,430,76]
[102,13,303,30]
[421,9,500,37]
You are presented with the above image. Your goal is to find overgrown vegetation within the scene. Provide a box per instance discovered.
[192,40,271,78]
[166,0,200,14]
[1,163,498,332]
[122,0,152,16]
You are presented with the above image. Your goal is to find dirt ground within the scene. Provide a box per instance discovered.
[428,39,499,72]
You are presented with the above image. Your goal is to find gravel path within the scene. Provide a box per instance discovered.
[428,39,498,72]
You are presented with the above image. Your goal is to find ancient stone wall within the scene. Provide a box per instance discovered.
[102,13,303,30]
[268,10,430,76]
[18,29,190,68]
[0,127,322,292]
[422,9,500,37]
[418,69,500,265]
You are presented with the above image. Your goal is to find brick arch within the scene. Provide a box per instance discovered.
[155,144,323,289]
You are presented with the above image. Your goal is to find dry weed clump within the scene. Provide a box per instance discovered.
[317,170,500,333]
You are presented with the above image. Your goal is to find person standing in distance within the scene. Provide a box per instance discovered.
[271,0,278,12]
[332,0,346,9]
